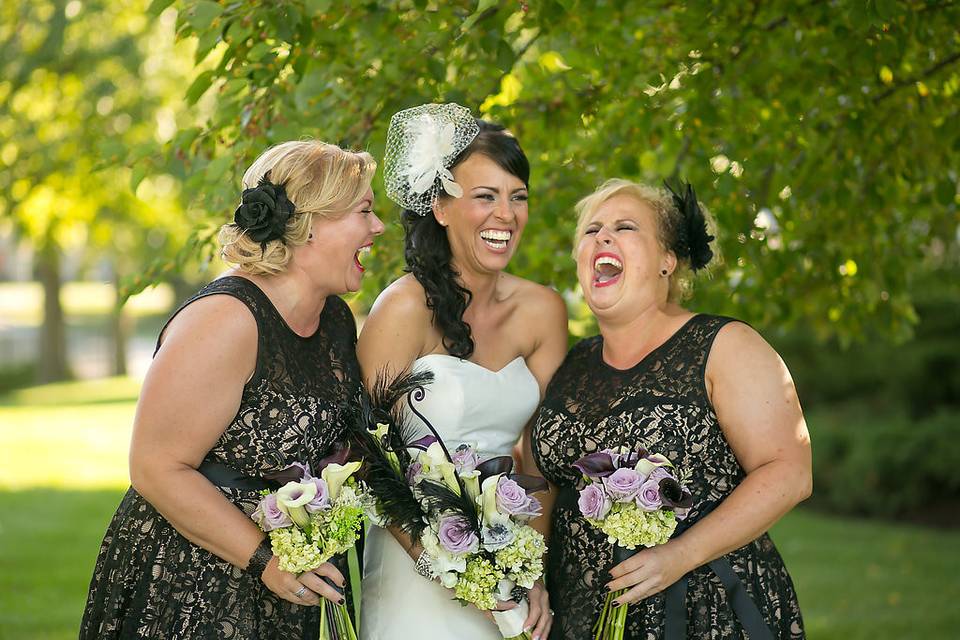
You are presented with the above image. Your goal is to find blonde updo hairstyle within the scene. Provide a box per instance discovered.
[573,178,717,303]
[219,140,376,275]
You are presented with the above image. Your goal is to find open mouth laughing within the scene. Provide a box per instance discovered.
[354,243,372,272]
[593,252,623,287]
[479,229,512,252]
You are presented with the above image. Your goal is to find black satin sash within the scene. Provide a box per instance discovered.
[196,460,281,491]
[559,485,776,639]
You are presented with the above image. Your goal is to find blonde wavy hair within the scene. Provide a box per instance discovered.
[219,140,377,275]
[573,178,718,302]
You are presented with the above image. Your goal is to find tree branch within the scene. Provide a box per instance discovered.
[872,50,960,104]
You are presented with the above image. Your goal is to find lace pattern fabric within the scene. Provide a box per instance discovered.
[79,276,361,639]
[531,315,804,639]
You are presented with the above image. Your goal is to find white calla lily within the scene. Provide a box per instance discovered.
[460,470,481,502]
[636,453,673,477]
[275,480,317,528]
[321,461,361,502]
[480,474,509,527]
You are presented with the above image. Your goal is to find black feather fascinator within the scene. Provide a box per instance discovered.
[664,179,715,271]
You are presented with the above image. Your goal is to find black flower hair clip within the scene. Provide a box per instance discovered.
[233,174,296,252]
[664,179,715,271]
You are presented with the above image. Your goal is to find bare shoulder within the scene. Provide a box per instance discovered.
[160,293,258,353]
[366,274,432,325]
[710,320,780,365]
[706,319,793,397]
[359,275,434,368]
[504,274,566,317]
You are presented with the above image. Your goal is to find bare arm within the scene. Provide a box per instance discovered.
[515,287,569,543]
[130,294,343,606]
[514,287,568,637]
[357,278,432,560]
[609,321,812,603]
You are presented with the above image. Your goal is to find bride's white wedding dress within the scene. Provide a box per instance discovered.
[360,353,540,640]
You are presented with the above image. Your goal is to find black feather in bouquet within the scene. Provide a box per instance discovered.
[345,369,436,540]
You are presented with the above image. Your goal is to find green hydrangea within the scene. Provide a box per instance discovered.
[267,486,366,574]
[494,524,546,589]
[454,556,504,611]
[588,502,677,549]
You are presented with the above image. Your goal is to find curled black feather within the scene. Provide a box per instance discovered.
[344,370,435,539]
[664,179,715,271]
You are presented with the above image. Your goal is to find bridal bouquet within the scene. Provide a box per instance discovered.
[572,447,693,640]
[411,442,547,640]
[348,372,547,640]
[251,453,368,640]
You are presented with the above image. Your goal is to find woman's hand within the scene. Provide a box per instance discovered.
[261,556,345,606]
[522,580,553,640]
[605,541,690,606]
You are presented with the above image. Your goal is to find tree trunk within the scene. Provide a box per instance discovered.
[111,274,129,376]
[36,243,70,383]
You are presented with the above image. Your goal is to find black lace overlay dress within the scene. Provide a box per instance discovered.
[531,315,804,640]
[80,276,362,640]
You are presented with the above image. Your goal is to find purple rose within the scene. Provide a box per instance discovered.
[253,493,292,531]
[437,516,480,554]
[577,483,612,520]
[451,444,481,473]
[496,478,542,519]
[603,468,644,502]
[304,477,330,513]
[648,467,674,483]
[635,477,663,511]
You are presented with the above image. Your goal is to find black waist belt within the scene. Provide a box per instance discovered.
[558,485,775,640]
[196,460,281,492]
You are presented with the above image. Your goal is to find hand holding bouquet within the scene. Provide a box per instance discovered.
[412,443,548,640]
[572,447,693,640]
[251,453,369,640]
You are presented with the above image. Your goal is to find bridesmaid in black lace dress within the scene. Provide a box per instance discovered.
[80,140,384,639]
[532,179,810,639]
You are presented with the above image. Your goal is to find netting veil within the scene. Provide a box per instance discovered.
[382,103,480,216]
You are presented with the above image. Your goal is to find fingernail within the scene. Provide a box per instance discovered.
[611,600,620,607]
[339,597,346,605]
[607,571,614,580]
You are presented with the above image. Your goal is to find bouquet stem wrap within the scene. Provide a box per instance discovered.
[593,544,638,640]
[492,600,530,639]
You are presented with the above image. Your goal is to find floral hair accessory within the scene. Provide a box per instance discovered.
[383,103,480,216]
[664,179,715,271]
[233,174,296,250]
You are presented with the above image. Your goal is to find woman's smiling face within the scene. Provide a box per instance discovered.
[294,187,384,294]
[575,194,674,318]
[434,153,529,276]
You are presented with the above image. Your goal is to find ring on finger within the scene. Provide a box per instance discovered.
[294,585,308,599]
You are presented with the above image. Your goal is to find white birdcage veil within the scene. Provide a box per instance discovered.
[383,103,480,216]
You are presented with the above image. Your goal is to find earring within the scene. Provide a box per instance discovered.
[660,269,668,276]
[308,233,314,240]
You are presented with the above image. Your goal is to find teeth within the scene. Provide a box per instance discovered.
[480,230,512,241]
[357,245,372,256]
[594,255,623,270]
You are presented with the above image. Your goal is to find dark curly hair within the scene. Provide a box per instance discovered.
[401,120,530,359]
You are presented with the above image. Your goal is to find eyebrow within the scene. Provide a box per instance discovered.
[472,185,528,194]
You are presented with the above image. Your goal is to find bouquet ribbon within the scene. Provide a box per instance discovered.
[660,521,775,640]
[197,460,282,491]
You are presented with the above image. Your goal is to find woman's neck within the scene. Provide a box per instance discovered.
[241,269,328,337]
[597,302,687,369]
[454,261,502,310]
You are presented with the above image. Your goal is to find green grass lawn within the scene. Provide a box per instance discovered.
[1,378,958,639]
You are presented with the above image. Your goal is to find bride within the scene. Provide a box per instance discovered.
[357,104,566,640]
